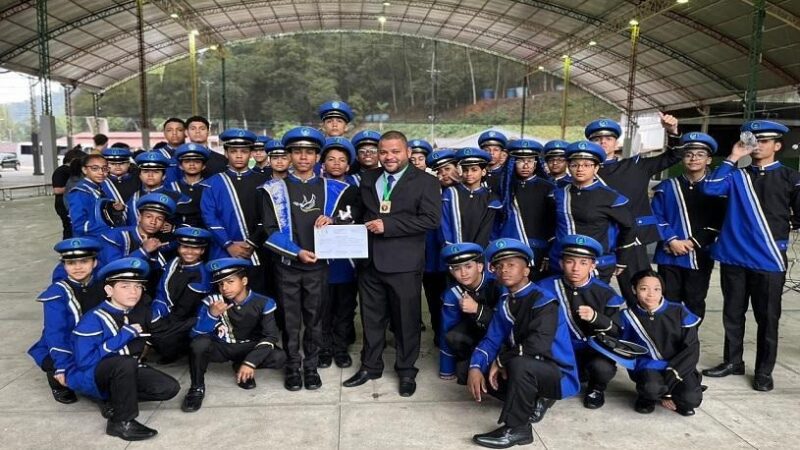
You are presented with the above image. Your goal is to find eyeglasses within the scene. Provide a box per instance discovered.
[85,165,109,172]
[547,157,567,163]
[683,152,709,160]
[515,159,536,166]
[358,148,378,155]
[568,162,596,169]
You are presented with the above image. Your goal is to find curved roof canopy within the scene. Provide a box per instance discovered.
[0,0,798,112]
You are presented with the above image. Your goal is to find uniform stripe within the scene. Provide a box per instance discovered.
[554,280,585,341]
[671,179,698,270]
[623,309,662,360]
[740,171,785,271]
[512,198,529,246]
[57,281,82,325]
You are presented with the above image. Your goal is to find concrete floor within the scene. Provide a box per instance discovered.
[1,196,799,449]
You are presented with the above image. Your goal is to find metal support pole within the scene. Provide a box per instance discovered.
[36,0,51,116]
[202,80,213,121]
[220,50,227,130]
[520,69,529,138]
[29,77,42,175]
[744,0,766,120]
[624,21,641,158]
[92,93,100,134]
[136,0,150,150]
[189,31,199,116]
[699,105,711,133]
[559,56,571,140]
[64,84,73,149]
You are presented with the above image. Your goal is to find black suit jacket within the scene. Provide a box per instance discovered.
[360,165,441,273]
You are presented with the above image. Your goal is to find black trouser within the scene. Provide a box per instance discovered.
[358,265,422,378]
[259,250,278,299]
[41,355,72,393]
[246,260,267,297]
[575,348,617,392]
[275,263,326,370]
[55,197,71,239]
[188,335,287,387]
[422,271,447,346]
[150,317,195,361]
[720,263,785,375]
[322,281,359,356]
[94,356,180,422]
[445,320,484,383]
[658,255,714,319]
[632,369,702,410]
[617,245,651,305]
[490,356,561,427]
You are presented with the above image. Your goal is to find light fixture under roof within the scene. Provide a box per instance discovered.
[629,19,639,26]
[170,13,179,18]
[589,40,597,46]
[378,16,387,24]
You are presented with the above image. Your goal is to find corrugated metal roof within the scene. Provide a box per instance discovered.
[0,0,797,111]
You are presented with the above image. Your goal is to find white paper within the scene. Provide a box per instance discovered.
[314,224,369,259]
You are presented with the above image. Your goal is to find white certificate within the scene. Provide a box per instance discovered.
[314,224,369,259]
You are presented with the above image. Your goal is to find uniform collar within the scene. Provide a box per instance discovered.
[287,172,320,184]
[109,173,132,182]
[226,167,251,177]
[509,281,535,299]
[463,273,486,294]
[180,261,204,269]
[748,160,781,173]
[141,185,166,194]
[681,173,706,184]
[561,276,592,290]
[571,179,601,191]
[635,297,667,315]
[81,178,102,190]
[517,174,537,183]
[230,289,254,306]
[67,276,93,288]
[602,157,619,166]
[457,183,486,194]
[102,300,131,314]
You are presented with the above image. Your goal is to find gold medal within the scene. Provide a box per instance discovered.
[379,200,392,214]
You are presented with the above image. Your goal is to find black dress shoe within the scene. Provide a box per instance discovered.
[106,419,158,441]
[284,369,303,391]
[529,397,555,423]
[51,387,78,404]
[99,401,114,420]
[237,377,256,390]
[583,389,605,409]
[181,387,205,412]
[473,424,533,449]
[676,407,695,416]
[399,377,416,397]
[342,370,381,388]
[702,362,744,378]
[752,373,774,392]
[634,396,656,414]
[304,369,322,390]
[334,353,352,368]
[318,351,333,369]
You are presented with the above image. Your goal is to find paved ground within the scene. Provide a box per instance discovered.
[1,196,799,449]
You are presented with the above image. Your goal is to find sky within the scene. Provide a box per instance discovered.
[0,71,35,104]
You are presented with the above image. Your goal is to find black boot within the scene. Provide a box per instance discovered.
[285,368,303,391]
[634,396,656,414]
[583,389,605,409]
[304,369,322,390]
[529,397,555,423]
[106,419,158,441]
[99,401,114,419]
[472,424,534,449]
[318,350,333,369]
[181,387,205,413]
[334,352,352,368]
[752,373,774,392]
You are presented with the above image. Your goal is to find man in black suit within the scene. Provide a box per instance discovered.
[342,130,442,397]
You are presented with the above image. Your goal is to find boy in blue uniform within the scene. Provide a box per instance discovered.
[67,153,120,237]
[150,227,212,363]
[499,139,555,280]
[201,128,269,294]
[543,140,571,187]
[651,132,725,319]
[538,234,625,410]
[251,135,273,175]
[101,146,139,201]
[126,151,186,228]
[170,143,211,228]
[701,120,800,391]
[182,258,286,412]
[29,237,105,404]
[550,141,638,283]
[351,129,382,179]
[441,148,502,248]
[409,139,433,171]
[479,130,508,194]
[100,193,177,292]
[439,242,504,385]
[69,258,181,441]
[468,238,579,449]
[266,139,290,180]
[319,100,354,137]
[319,137,361,368]
[621,270,702,416]
[260,127,357,390]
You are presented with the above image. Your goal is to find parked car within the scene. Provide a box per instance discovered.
[0,152,20,170]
